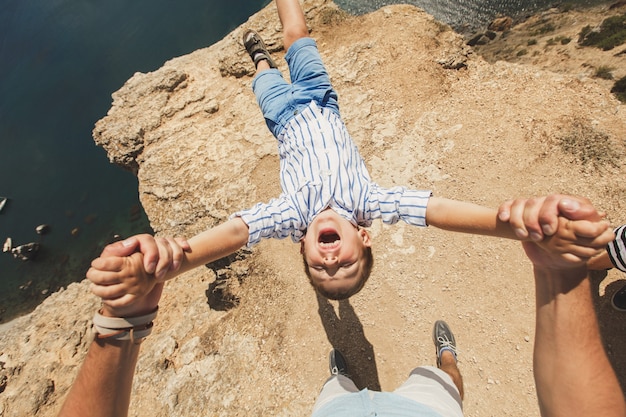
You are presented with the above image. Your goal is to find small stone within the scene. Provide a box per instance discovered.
[35,224,51,235]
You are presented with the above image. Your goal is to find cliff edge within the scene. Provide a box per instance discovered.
[1,1,625,416]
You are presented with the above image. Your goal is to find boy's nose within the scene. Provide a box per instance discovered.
[323,255,338,265]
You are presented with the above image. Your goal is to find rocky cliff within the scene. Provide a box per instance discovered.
[1,1,625,416]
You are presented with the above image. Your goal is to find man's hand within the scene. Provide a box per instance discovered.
[498,195,605,241]
[88,234,190,317]
[100,234,190,281]
[522,216,614,270]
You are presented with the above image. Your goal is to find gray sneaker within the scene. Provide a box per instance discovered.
[432,320,458,367]
[329,349,349,377]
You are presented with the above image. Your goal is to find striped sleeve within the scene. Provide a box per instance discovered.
[370,186,432,227]
[231,197,303,247]
[607,225,626,272]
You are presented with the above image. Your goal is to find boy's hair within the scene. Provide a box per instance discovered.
[302,247,374,300]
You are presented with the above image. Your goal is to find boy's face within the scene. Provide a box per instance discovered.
[300,209,371,294]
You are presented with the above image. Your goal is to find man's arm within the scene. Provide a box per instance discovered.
[518,204,625,416]
[59,250,163,417]
[530,253,626,416]
[57,337,142,417]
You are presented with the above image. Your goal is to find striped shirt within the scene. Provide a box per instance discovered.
[608,225,626,272]
[233,101,432,246]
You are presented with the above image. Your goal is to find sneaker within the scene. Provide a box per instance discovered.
[432,320,458,367]
[611,284,626,312]
[242,29,277,69]
[329,348,349,377]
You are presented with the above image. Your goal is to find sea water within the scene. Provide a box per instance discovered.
[337,0,612,32]
[0,0,611,322]
[0,0,271,322]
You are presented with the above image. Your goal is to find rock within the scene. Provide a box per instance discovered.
[2,237,11,253]
[35,224,50,235]
[1,1,625,417]
[11,242,40,261]
[488,16,513,32]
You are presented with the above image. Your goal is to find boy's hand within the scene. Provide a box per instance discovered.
[101,234,190,281]
[498,194,606,241]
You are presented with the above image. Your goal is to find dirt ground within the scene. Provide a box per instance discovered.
[136,3,626,416]
[146,3,626,416]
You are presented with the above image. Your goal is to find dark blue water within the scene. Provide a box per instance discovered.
[337,0,611,32]
[0,0,271,322]
[0,0,610,323]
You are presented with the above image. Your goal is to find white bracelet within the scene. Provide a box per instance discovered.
[92,307,158,343]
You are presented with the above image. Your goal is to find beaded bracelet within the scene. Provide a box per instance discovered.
[92,307,158,343]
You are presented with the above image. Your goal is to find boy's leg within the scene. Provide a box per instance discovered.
[243,29,278,73]
[276,0,309,50]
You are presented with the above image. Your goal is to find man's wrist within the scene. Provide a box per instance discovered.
[93,306,158,344]
[100,303,159,318]
[533,264,588,299]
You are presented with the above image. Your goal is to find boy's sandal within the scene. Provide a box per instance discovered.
[243,29,277,69]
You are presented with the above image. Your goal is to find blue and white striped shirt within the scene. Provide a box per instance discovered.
[233,101,432,246]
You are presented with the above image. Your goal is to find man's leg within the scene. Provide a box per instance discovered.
[433,320,464,399]
[391,321,464,417]
[312,349,359,413]
[276,0,309,51]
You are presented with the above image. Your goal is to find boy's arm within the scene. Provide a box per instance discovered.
[173,217,250,276]
[425,196,515,237]
[426,196,613,262]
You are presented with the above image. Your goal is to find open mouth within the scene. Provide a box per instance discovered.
[318,229,340,248]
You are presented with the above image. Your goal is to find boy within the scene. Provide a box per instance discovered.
[87,0,611,304]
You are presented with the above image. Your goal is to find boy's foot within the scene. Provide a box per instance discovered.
[242,29,277,69]
[329,348,349,377]
[611,284,626,311]
[433,320,458,367]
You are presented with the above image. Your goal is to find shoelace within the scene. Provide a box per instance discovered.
[437,335,458,357]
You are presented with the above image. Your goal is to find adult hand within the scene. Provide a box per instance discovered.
[498,194,605,241]
[521,216,614,270]
[88,252,162,317]
[100,234,190,281]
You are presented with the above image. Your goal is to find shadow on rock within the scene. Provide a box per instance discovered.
[316,292,381,391]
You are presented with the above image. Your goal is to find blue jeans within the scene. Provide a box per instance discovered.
[252,37,340,138]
